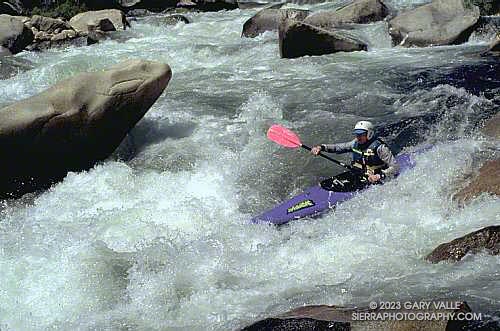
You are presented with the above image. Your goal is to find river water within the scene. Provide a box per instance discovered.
[0,1,499,330]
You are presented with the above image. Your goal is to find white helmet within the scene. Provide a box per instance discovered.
[353,120,374,140]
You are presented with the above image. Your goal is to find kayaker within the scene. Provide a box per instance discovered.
[311,121,399,184]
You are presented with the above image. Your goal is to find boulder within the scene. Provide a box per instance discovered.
[304,0,389,30]
[453,159,500,204]
[388,0,480,47]
[34,30,51,41]
[243,303,473,330]
[0,14,33,53]
[426,226,499,263]
[279,18,367,58]
[93,17,116,31]
[50,29,78,41]
[69,9,129,34]
[164,14,190,25]
[86,24,107,44]
[452,113,499,204]
[480,111,500,139]
[0,59,171,198]
[30,15,72,33]
[242,5,309,38]
[29,36,90,51]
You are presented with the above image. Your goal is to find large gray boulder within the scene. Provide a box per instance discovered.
[388,0,480,47]
[69,9,129,34]
[426,226,499,263]
[242,4,309,38]
[279,17,367,58]
[0,59,171,198]
[0,14,33,53]
[304,0,389,30]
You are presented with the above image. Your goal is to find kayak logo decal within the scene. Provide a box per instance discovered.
[287,199,315,214]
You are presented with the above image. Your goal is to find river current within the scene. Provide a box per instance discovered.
[0,1,499,330]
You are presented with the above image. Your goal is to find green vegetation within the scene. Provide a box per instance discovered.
[31,0,88,20]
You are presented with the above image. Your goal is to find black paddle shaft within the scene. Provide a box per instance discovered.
[300,144,362,174]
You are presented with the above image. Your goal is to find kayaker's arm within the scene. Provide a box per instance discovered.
[377,144,400,179]
[320,140,356,154]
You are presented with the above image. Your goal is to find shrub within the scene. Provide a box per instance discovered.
[31,0,88,20]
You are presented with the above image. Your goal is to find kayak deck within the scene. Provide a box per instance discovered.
[251,152,416,225]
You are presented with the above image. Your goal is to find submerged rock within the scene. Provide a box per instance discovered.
[242,303,473,330]
[242,5,309,38]
[303,0,389,30]
[388,0,480,47]
[426,226,499,263]
[0,59,172,198]
[0,14,33,53]
[164,14,190,25]
[279,18,367,58]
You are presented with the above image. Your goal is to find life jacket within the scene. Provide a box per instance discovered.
[351,138,387,174]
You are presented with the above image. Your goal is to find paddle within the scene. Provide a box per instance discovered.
[267,124,362,174]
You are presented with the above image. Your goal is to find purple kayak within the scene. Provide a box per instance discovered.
[251,152,416,225]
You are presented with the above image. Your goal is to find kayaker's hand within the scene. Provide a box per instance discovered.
[368,174,381,183]
[311,145,322,155]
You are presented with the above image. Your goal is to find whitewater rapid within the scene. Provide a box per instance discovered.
[1,1,499,330]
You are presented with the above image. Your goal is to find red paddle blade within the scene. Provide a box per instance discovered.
[267,124,302,148]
